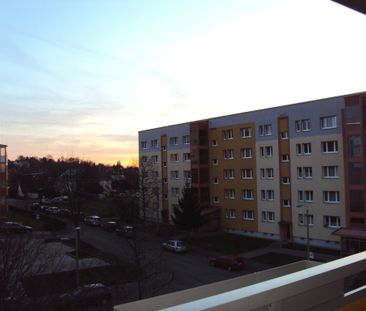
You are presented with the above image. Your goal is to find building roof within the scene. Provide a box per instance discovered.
[333,228,366,239]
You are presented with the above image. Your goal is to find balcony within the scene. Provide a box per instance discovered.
[114,251,366,310]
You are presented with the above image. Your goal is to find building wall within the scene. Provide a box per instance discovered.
[138,92,366,248]
[0,145,7,216]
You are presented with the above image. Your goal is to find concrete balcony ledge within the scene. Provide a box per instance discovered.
[114,251,366,311]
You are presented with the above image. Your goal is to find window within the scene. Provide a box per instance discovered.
[223,149,234,159]
[151,139,158,148]
[260,146,273,157]
[323,216,341,228]
[241,148,252,159]
[304,167,312,179]
[224,169,235,180]
[213,196,219,204]
[240,127,252,138]
[298,214,314,226]
[242,189,254,200]
[259,124,272,136]
[170,153,179,162]
[281,154,289,162]
[298,190,313,202]
[171,171,179,179]
[346,106,361,124]
[171,187,180,196]
[223,129,234,140]
[282,177,290,184]
[183,153,190,161]
[212,159,219,166]
[262,211,275,222]
[141,141,147,149]
[260,168,274,179]
[163,178,167,184]
[151,155,158,163]
[320,116,337,129]
[243,211,254,220]
[322,166,339,178]
[295,119,311,132]
[348,136,362,157]
[283,200,291,207]
[321,141,338,153]
[261,190,274,201]
[170,136,178,145]
[224,189,235,199]
[241,168,253,179]
[213,177,219,184]
[323,191,340,203]
[141,156,147,163]
[225,209,236,219]
[212,139,218,146]
[184,170,191,180]
[280,131,289,139]
[182,135,190,144]
[296,143,312,155]
[163,161,167,167]
[162,145,166,151]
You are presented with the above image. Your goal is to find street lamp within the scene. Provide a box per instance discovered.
[297,204,311,260]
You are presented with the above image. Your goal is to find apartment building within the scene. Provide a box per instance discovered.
[0,144,8,216]
[138,92,366,250]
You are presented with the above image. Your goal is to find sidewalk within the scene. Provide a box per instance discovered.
[240,241,340,263]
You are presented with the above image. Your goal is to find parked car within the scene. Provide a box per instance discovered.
[0,222,33,234]
[45,206,60,215]
[162,239,187,253]
[57,283,111,308]
[83,215,101,226]
[58,208,72,217]
[101,221,117,232]
[209,255,245,271]
[116,225,135,238]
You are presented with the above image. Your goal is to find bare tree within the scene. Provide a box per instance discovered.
[139,157,161,224]
[0,235,65,310]
[126,230,173,300]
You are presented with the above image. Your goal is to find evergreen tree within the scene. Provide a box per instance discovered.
[171,181,202,232]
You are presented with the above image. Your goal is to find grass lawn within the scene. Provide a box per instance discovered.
[187,233,273,254]
[252,252,304,267]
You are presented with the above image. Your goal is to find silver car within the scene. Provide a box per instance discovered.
[162,239,187,253]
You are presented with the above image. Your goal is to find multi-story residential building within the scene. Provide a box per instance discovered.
[138,92,366,251]
[0,144,8,216]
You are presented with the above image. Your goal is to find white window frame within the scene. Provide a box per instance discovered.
[212,139,218,147]
[223,129,234,140]
[141,141,147,149]
[322,166,339,179]
[182,135,190,144]
[280,131,289,139]
[296,143,312,155]
[213,177,219,184]
[151,155,159,163]
[169,136,178,146]
[304,190,314,202]
[170,153,179,162]
[240,127,252,138]
[323,191,340,203]
[241,168,253,179]
[268,212,275,222]
[171,171,179,179]
[183,153,191,161]
[151,139,158,148]
[260,146,273,158]
[213,196,219,204]
[225,209,236,219]
[283,199,291,207]
[224,189,236,200]
[320,116,337,129]
[259,124,272,136]
[243,210,254,220]
[224,169,235,180]
[282,177,290,184]
[212,159,219,166]
[243,189,254,200]
[323,215,341,228]
[321,141,338,154]
[241,148,252,159]
[223,149,234,160]
[295,119,311,132]
[281,154,289,162]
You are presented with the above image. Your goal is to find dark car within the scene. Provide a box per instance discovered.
[116,225,135,238]
[209,255,245,271]
[57,283,111,309]
[83,215,101,226]
[0,222,33,234]
[101,221,117,232]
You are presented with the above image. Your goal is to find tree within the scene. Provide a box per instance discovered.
[139,158,161,224]
[171,181,202,233]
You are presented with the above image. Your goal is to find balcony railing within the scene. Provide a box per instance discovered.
[115,251,366,311]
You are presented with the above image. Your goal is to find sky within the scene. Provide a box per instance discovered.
[0,0,365,166]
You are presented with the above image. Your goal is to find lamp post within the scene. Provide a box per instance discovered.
[297,205,311,260]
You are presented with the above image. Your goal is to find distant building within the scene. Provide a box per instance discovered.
[0,144,8,215]
[139,92,366,251]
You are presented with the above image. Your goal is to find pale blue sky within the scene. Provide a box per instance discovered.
[0,0,365,165]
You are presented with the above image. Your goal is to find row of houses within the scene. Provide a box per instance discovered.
[139,91,366,253]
